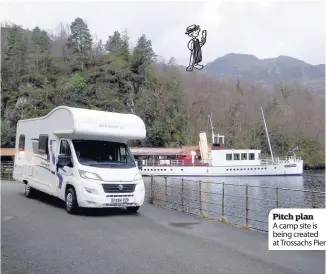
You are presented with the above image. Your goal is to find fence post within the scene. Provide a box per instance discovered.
[181,178,184,212]
[245,184,249,227]
[199,181,202,216]
[275,187,279,208]
[311,191,316,208]
[165,176,168,206]
[221,182,225,217]
[150,175,153,204]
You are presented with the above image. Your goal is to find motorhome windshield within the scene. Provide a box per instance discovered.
[72,140,136,168]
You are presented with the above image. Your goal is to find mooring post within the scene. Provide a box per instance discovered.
[275,187,279,208]
[221,182,225,217]
[150,175,153,204]
[165,176,168,206]
[311,191,316,208]
[245,184,249,227]
[199,180,202,216]
[181,178,184,212]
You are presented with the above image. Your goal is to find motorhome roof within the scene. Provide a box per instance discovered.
[18,106,146,142]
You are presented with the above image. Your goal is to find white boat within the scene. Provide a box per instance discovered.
[138,108,303,177]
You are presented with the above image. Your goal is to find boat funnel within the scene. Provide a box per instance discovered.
[199,132,210,164]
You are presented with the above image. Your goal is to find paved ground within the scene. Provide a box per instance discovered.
[1,181,325,274]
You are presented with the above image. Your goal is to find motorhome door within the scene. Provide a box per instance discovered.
[56,139,74,197]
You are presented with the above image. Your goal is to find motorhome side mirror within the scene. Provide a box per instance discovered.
[57,154,73,169]
[57,154,66,168]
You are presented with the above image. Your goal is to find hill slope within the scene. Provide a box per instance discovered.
[204,53,325,95]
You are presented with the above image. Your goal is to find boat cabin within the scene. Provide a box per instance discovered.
[209,132,261,166]
[211,149,261,166]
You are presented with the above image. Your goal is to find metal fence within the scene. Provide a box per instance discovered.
[143,176,325,232]
[1,161,14,180]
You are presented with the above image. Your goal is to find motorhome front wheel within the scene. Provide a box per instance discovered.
[25,183,34,198]
[65,188,79,214]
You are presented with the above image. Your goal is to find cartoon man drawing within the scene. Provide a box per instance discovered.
[185,24,207,71]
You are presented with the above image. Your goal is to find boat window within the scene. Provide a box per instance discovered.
[241,153,247,160]
[233,153,240,160]
[72,140,136,169]
[18,135,25,151]
[249,153,255,160]
[226,154,232,160]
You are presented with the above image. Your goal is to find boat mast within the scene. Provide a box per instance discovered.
[260,106,274,163]
[209,114,215,144]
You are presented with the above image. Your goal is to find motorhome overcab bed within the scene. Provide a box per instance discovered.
[13,106,147,214]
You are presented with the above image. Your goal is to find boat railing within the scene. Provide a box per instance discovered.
[260,156,302,165]
[140,159,212,167]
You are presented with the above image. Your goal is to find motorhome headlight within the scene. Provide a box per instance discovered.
[134,172,142,182]
[79,170,102,181]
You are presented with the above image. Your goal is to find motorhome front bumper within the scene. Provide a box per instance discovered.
[76,180,145,208]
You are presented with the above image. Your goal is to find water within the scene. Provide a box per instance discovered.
[143,170,325,232]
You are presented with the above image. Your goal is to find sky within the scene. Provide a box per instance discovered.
[0,0,325,66]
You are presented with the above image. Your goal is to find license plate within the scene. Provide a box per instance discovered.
[110,198,129,204]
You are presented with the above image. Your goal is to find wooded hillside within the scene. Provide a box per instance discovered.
[1,19,324,168]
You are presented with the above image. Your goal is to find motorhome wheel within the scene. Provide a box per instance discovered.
[126,206,140,213]
[65,188,79,214]
[25,183,34,198]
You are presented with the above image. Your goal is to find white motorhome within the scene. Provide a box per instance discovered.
[13,106,147,214]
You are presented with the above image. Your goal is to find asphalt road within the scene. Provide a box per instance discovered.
[2,181,325,274]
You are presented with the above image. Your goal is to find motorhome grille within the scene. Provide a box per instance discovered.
[102,184,136,193]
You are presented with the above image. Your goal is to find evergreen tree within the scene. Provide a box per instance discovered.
[116,29,130,62]
[30,26,50,75]
[130,34,155,74]
[4,25,28,76]
[67,18,93,70]
[105,31,123,54]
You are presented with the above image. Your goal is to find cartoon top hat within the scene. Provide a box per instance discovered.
[185,24,200,35]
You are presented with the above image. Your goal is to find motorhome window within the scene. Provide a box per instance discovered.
[38,135,49,155]
[233,153,240,160]
[18,135,25,151]
[32,141,39,154]
[249,153,255,160]
[226,154,232,160]
[241,153,247,160]
[60,140,72,157]
[72,140,136,168]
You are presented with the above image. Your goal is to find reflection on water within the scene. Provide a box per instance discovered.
[143,170,325,232]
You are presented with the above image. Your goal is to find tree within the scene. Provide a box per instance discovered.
[30,26,50,75]
[116,29,130,62]
[67,18,93,70]
[105,31,123,54]
[49,23,70,62]
[92,36,106,56]
[62,74,87,106]
[4,24,28,76]
[236,79,243,95]
[1,119,15,147]
[130,34,155,74]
